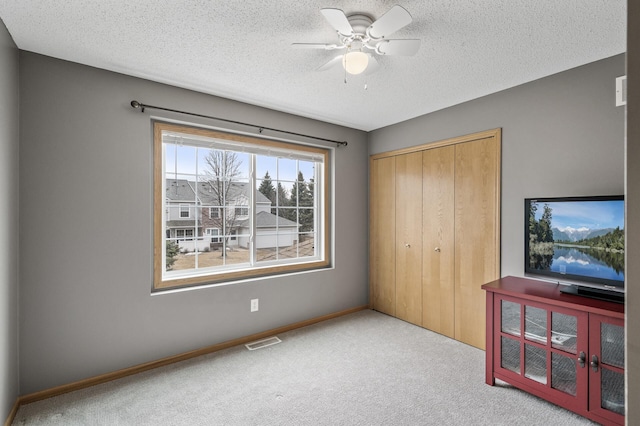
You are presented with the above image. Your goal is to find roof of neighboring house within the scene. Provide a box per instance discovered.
[237,211,298,228]
[166,179,271,205]
[165,179,196,202]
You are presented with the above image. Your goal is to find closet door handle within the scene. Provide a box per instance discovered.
[434,247,441,252]
[405,243,411,248]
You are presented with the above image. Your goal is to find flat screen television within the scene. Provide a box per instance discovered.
[524,195,625,303]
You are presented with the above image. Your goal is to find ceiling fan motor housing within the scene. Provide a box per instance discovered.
[347,14,374,36]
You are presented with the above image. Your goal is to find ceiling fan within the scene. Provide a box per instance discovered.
[293,5,420,76]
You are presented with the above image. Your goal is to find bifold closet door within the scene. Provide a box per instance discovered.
[454,137,500,350]
[395,151,423,326]
[422,146,455,338]
[370,156,396,316]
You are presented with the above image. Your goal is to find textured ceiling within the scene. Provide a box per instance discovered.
[0,1,626,131]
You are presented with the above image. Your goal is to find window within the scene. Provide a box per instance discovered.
[176,229,194,240]
[205,228,221,243]
[154,121,330,290]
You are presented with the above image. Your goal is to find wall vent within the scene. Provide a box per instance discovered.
[616,75,627,107]
[245,336,282,350]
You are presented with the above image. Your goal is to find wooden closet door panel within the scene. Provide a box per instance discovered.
[422,146,455,337]
[395,151,423,326]
[454,136,500,350]
[370,157,396,316]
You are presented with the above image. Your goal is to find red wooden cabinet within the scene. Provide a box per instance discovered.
[482,276,624,426]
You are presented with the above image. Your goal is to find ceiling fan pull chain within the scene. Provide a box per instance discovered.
[344,54,348,84]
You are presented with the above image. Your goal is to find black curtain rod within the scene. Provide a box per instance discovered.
[130,100,348,147]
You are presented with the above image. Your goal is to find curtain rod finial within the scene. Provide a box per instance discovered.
[130,100,145,112]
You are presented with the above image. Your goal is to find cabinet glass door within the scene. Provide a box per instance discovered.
[590,316,625,419]
[500,300,520,373]
[524,306,547,384]
[497,296,588,411]
[550,312,579,396]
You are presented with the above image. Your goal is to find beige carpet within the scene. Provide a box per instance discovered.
[13,310,596,425]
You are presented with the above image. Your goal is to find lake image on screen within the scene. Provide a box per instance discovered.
[527,200,624,281]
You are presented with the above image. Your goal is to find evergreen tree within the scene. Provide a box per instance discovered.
[276,182,290,220]
[289,171,314,232]
[539,204,554,242]
[528,201,539,242]
[166,240,179,270]
[258,171,276,213]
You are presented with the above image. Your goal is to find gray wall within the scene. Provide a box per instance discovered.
[627,2,639,421]
[369,54,625,281]
[18,52,369,394]
[0,19,20,421]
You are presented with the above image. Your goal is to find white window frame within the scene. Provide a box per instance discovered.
[154,121,331,290]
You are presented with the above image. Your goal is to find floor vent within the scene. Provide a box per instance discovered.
[245,336,282,351]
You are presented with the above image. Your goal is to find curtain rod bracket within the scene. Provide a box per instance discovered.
[129,100,348,147]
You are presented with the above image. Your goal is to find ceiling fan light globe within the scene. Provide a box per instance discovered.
[342,51,369,75]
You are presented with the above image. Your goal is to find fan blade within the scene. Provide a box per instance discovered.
[376,39,421,56]
[292,43,343,50]
[367,5,412,39]
[317,55,344,71]
[321,8,354,37]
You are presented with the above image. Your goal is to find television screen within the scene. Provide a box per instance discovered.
[524,196,625,291]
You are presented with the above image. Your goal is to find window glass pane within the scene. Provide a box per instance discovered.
[217,246,250,266]
[296,234,315,259]
[257,177,277,210]
[274,181,292,208]
[156,122,328,289]
[299,209,314,233]
[298,161,315,182]
[200,150,250,181]
[256,234,280,262]
[197,147,224,176]
[170,144,198,176]
[165,175,198,201]
[277,157,297,182]
[296,183,314,208]
[256,155,277,180]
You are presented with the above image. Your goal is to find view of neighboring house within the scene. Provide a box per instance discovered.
[165,179,299,252]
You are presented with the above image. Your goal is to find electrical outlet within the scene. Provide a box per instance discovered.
[250,298,259,312]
